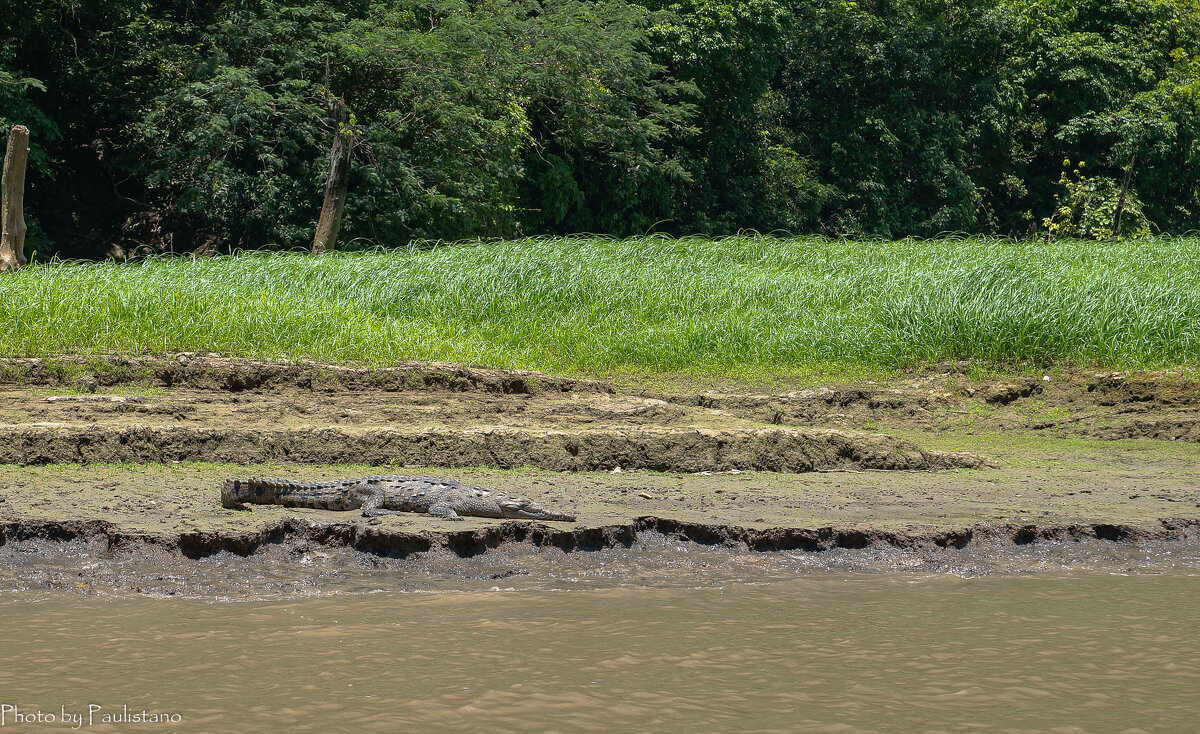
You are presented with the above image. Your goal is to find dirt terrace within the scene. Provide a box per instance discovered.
[2,355,1198,443]
[0,355,996,472]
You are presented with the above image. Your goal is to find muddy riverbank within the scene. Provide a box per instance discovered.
[1,356,1198,581]
[4,517,1200,599]
[4,514,1199,562]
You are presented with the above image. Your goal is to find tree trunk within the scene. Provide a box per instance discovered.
[1112,154,1136,239]
[0,125,30,272]
[312,101,354,255]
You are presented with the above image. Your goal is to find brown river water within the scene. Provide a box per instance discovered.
[1,567,1198,733]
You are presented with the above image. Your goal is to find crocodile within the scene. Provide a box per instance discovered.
[221,475,576,522]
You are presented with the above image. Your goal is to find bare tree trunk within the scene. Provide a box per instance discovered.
[1112,154,1136,239]
[0,125,30,272]
[312,101,354,255]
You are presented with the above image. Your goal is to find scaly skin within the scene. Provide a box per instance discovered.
[221,475,576,522]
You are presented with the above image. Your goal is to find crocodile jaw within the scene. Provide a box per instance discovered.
[508,505,576,522]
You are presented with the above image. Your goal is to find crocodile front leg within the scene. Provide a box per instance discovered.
[428,502,464,521]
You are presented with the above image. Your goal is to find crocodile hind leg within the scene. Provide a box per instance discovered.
[360,491,406,518]
[428,502,464,521]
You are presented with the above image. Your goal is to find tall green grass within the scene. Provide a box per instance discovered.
[2,235,1199,375]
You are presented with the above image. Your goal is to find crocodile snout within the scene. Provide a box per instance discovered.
[514,507,576,522]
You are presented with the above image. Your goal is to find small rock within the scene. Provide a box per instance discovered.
[45,395,128,403]
[980,380,1042,405]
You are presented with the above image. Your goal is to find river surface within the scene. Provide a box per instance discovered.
[1,571,1198,733]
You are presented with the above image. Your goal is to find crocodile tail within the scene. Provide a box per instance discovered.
[221,478,246,509]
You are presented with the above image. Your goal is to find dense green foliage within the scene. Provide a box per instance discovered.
[3,236,1200,373]
[3,0,1198,255]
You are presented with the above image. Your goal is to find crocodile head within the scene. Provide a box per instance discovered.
[499,497,576,522]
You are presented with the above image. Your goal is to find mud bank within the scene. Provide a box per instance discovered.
[652,368,1200,442]
[5,357,1200,448]
[3,515,1198,560]
[0,355,612,394]
[3,357,1199,582]
[0,423,988,472]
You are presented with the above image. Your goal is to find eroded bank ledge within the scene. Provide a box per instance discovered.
[2,516,1196,560]
[0,355,612,394]
[0,424,990,472]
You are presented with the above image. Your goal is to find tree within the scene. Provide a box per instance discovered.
[1,125,30,270]
[773,0,1004,236]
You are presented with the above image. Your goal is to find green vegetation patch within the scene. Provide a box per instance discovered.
[3,236,1200,376]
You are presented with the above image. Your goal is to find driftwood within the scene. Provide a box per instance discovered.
[0,125,29,271]
[312,100,354,255]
